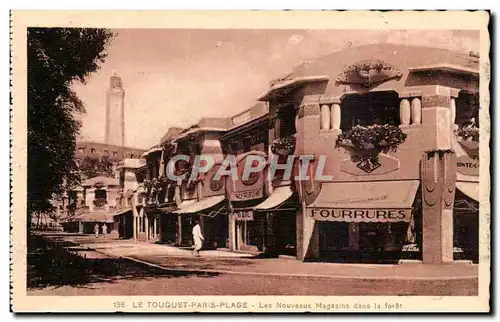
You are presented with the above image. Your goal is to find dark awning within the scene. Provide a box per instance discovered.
[173,195,225,214]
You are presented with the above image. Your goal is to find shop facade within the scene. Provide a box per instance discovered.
[170,118,230,249]
[221,103,270,253]
[257,43,480,264]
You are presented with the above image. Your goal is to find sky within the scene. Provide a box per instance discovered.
[72,29,479,149]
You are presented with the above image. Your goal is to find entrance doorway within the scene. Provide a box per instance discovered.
[454,189,479,263]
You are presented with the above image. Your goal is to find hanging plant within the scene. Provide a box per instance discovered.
[425,149,454,160]
[93,198,107,208]
[335,124,407,165]
[271,135,296,156]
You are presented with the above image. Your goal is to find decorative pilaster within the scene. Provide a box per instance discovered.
[421,93,453,151]
[421,150,456,264]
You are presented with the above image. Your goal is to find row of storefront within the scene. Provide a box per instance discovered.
[113,43,482,264]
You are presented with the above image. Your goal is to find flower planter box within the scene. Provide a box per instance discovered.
[275,148,293,156]
[271,135,296,156]
[457,137,479,151]
[335,125,407,165]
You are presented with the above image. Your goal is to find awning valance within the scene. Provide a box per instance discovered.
[456,181,479,202]
[307,180,420,223]
[310,180,420,209]
[254,186,293,211]
[173,195,225,214]
[158,203,177,213]
[74,212,114,223]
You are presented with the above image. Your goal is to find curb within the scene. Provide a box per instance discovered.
[91,247,478,282]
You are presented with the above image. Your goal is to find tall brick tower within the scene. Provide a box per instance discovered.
[105,73,125,147]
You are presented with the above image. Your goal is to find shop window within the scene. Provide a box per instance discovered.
[136,172,145,184]
[455,91,479,127]
[68,190,77,205]
[277,104,297,138]
[94,189,107,202]
[340,91,400,131]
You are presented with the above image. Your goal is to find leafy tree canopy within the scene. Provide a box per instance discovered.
[78,155,115,180]
[28,28,114,222]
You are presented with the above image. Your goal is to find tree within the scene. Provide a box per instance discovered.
[78,155,115,180]
[27,28,114,229]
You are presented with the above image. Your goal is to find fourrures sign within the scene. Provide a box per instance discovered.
[308,208,411,222]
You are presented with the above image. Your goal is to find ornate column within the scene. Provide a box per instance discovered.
[320,104,331,130]
[420,86,457,264]
[411,97,422,126]
[295,96,321,260]
[399,98,411,127]
[331,103,341,131]
[421,151,456,264]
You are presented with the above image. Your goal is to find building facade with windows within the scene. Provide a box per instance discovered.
[118,43,481,265]
[59,73,146,233]
[60,176,121,235]
[258,43,480,264]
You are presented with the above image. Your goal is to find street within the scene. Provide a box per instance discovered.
[26,233,478,296]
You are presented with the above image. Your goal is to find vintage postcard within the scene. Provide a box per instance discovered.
[10,10,490,312]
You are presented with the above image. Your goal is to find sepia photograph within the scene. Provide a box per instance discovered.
[10,10,490,312]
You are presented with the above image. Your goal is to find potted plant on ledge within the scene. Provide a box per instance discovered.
[271,135,296,156]
[455,120,479,152]
[335,124,407,171]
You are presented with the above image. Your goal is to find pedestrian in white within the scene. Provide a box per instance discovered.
[102,224,108,238]
[192,219,204,257]
[94,223,99,238]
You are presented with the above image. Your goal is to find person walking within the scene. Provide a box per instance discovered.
[192,219,204,257]
[94,223,99,238]
[102,223,108,238]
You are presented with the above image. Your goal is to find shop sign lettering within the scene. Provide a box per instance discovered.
[234,189,262,200]
[456,155,479,176]
[308,208,411,223]
[234,210,254,221]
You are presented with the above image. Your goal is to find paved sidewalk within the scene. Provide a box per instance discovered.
[51,233,479,281]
